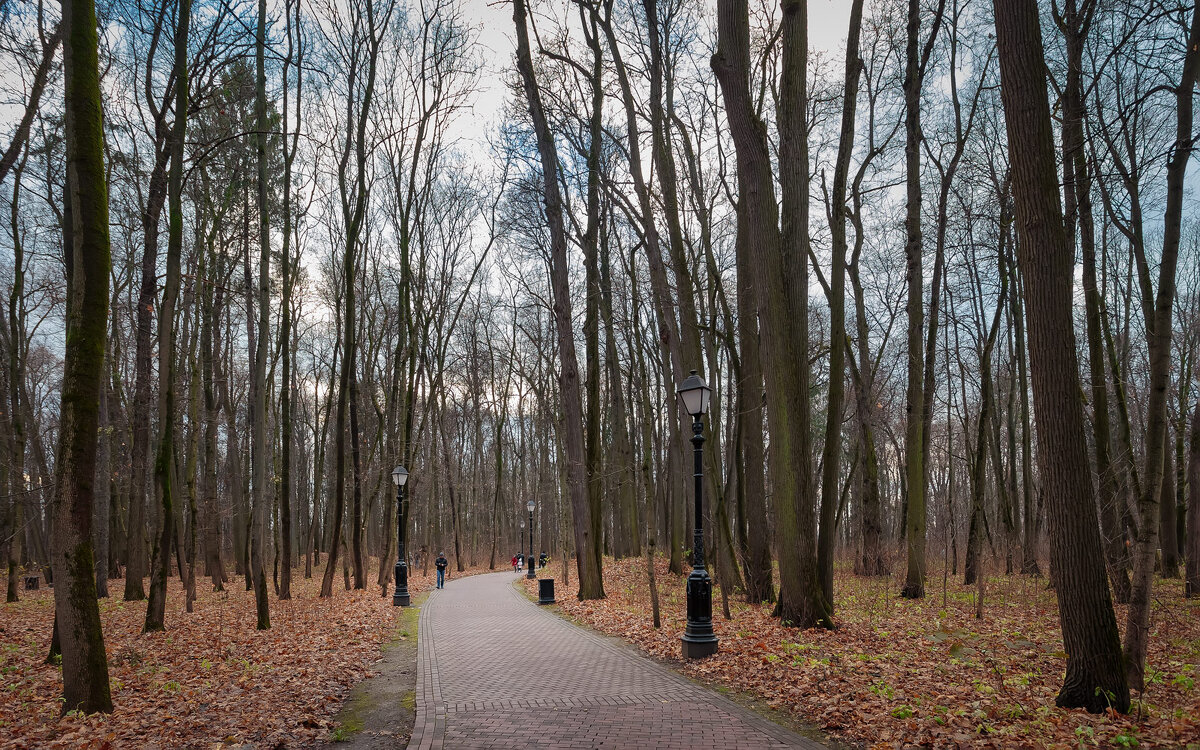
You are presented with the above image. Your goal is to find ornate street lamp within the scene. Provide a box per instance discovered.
[392,465,410,607]
[677,370,718,659]
[526,499,537,580]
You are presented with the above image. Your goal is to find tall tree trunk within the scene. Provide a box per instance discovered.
[964,238,1009,587]
[7,155,28,604]
[278,0,302,602]
[182,299,201,612]
[125,157,167,603]
[1011,267,1041,577]
[1123,0,1198,691]
[734,205,773,602]
[350,373,366,589]
[94,343,110,598]
[249,0,271,629]
[900,0,945,600]
[599,223,639,561]
[818,0,864,605]
[595,2,686,575]
[53,0,113,709]
[643,0,721,577]
[144,0,191,633]
[713,0,829,628]
[1060,0,1126,599]
[1187,399,1200,597]
[513,0,603,599]
[992,0,1129,713]
[580,3,605,580]
[1160,423,1180,578]
[201,257,225,590]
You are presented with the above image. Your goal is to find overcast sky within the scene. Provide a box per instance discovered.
[458,0,856,144]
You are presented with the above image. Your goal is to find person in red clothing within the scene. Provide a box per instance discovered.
[511,554,519,572]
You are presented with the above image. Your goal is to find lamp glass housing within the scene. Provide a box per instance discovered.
[527,499,536,513]
[391,465,409,487]
[677,370,711,417]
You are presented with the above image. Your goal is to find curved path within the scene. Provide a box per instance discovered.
[408,571,825,750]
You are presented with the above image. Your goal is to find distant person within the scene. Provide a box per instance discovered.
[435,552,448,589]
[511,554,519,572]
[538,552,547,569]
[517,552,525,571]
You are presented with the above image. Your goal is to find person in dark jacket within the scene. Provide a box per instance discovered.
[435,552,448,588]
[538,552,548,569]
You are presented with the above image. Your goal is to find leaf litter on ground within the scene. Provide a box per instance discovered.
[0,560,494,749]
[524,556,1200,750]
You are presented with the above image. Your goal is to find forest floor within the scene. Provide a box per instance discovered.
[523,556,1200,750]
[0,560,493,749]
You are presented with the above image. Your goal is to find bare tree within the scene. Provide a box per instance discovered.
[992,0,1129,714]
[52,0,113,712]
[513,0,604,599]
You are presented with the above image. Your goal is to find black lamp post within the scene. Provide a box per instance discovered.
[526,499,537,580]
[392,465,410,607]
[678,370,718,659]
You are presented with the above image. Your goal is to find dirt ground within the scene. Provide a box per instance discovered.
[321,592,424,748]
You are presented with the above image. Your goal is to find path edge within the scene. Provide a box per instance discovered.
[505,576,834,749]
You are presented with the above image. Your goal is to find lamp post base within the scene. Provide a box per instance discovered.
[393,560,410,607]
[682,568,718,659]
[681,635,719,659]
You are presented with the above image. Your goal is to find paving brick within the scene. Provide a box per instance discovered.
[409,572,824,749]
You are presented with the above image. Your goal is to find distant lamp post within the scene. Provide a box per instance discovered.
[526,499,537,580]
[392,465,410,607]
[678,370,718,659]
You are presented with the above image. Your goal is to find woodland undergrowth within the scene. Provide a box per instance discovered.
[0,560,492,748]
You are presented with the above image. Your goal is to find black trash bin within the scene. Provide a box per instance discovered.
[537,578,555,605]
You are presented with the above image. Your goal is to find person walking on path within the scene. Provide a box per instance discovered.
[435,552,448,589]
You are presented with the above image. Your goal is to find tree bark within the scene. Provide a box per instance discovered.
[992,0,1129,714]
[7,154,28,604]
[1187,399,1200,597]
[144,0,191,633]
[1160,422,1180,577]
[249,0,271,628]
[1123,0,1198,691]
[1059,0,1127,599]
[713,0,829,628]
[734,204,773,603]
[900,0,945,600]
[513,0,604,599]
[581,4,606,576]
[818,0,864,606]
[53,0,113,709]
[594,2,687,575]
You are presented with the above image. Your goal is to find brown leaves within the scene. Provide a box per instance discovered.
[0,563,458,749]
[527,558,1200,749]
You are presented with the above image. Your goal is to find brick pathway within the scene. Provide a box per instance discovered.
[408,571,825,749]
